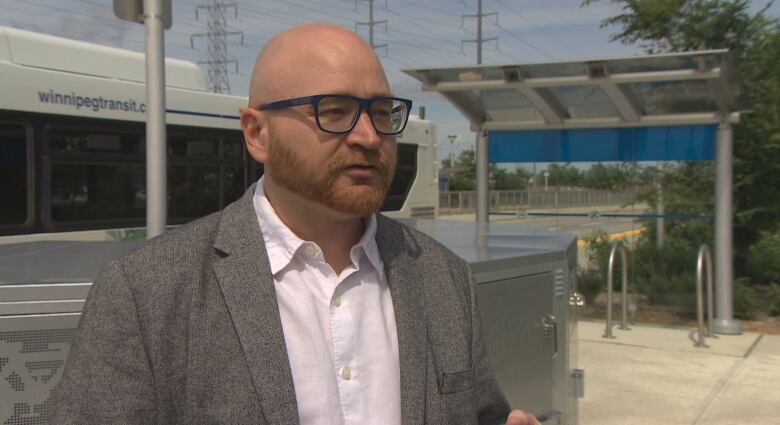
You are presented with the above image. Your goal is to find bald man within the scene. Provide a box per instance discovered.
[50,24,538,425]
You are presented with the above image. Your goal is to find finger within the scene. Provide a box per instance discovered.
[506,409,541,425]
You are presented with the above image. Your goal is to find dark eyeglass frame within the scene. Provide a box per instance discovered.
[258,94,413,135]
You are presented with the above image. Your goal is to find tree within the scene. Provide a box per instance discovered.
[546,163,582,187]
[492,168,530,190]
[581,162,635,190]
[447,148,476,191]
[583,0,780,279]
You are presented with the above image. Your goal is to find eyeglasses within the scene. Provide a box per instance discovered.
[258,94,413,135]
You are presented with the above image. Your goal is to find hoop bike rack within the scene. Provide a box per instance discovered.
[603,240,630,338]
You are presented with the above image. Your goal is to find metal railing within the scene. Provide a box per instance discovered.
[439,190,638,214]
[603,240,630,338]
[695,244,716,348]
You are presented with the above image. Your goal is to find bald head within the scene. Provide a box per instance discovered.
[248,23,390,107]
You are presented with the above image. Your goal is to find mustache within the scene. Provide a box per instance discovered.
[329,152,393,172]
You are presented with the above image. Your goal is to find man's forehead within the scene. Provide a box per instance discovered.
[249,24,389,104]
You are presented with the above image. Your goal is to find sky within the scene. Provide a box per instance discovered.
[1,0,778,162]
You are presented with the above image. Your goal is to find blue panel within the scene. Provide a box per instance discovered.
[488,125,715,163]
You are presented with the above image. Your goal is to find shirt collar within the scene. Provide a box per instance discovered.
[253,177,305,275]
[252,177,383,278]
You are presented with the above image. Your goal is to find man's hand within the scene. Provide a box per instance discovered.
[506,409,541,425]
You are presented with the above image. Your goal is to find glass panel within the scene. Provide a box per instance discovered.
[522,61,588,78]
[169,165,220,219]
[482,89,543,122]
[50,163,145,222]
[423,66,505,84]
[49,129,142,154]
[548,85,619,118]
[630,80,717,115]
[605,53,723,75]
[0,123,28,225]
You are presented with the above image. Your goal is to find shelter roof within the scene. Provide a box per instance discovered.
[403,50,742,131]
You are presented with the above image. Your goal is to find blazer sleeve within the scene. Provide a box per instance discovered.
[467,263,512,425]
[49,259,157,424]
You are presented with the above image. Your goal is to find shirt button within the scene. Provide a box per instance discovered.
[341,367,351,380]
[304,245,316,257]
[333,296,342,307]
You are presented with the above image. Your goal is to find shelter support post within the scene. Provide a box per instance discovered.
[476,129,489,225]
[656,162,665,249]
[713,120,741,334]
[144,0,168,238]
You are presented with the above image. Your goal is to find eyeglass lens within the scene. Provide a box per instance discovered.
[317,96,408,134]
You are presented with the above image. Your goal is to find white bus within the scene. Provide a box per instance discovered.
[0,26,438,243]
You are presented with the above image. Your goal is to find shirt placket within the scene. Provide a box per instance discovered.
[329,268,360,425]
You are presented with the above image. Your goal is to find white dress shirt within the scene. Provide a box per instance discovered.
[253,178,401,425]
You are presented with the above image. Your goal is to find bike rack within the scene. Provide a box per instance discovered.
[603,240,630,338]
[695,244,715,348]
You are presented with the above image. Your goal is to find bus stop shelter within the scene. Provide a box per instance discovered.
[403,50,744,334]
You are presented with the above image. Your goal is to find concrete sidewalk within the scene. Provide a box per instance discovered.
[578,320,780,425]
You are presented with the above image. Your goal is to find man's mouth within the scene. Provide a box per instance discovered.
[341,163,379,178]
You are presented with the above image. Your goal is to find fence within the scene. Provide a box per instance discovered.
[439,190,638,215]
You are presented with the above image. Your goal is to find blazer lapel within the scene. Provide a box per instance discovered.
[212,186,299,425]
[376,215,427,425]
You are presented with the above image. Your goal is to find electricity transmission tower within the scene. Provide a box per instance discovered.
[461,0,498,64]
[190,1,244,94]
[355,0,388,56]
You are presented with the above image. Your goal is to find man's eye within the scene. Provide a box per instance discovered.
[320,108,348,117]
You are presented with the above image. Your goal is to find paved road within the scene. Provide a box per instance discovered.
[442,204,648,237]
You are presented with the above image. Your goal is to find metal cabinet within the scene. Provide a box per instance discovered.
[405,219,581,424]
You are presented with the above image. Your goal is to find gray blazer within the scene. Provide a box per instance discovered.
[50,186,510,424]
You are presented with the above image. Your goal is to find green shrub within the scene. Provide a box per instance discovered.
[770,283,780,317]
[576,267,603,305]
[583,230,612,279]
[748,231,780,284]
[733,278,759,320]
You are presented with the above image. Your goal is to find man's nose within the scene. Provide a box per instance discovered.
[345,110,382,149]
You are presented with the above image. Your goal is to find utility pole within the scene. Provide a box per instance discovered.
[356,0,388,55]
[461,0,498,64]
[191,0,244,93]
[447,134,457,167]
[656,162,665,249]
[113,0,171,238]
[462,0,498,225]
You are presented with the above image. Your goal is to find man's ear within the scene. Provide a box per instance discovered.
[240,107,270,164]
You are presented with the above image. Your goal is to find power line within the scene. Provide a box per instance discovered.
[496,0,580,58]
[496,23,555,60]
[395,0,461,17]
[190,1,244,94]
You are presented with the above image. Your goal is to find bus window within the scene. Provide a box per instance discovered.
[0,123,29,226]
[223,165,246,206]
[381,143,417,211]
[48,126,146,225]
[169,164,220,220]
[168,136,217,158]
[50,163,145,223]
[223,138,244,159]
[49,129,142,154]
